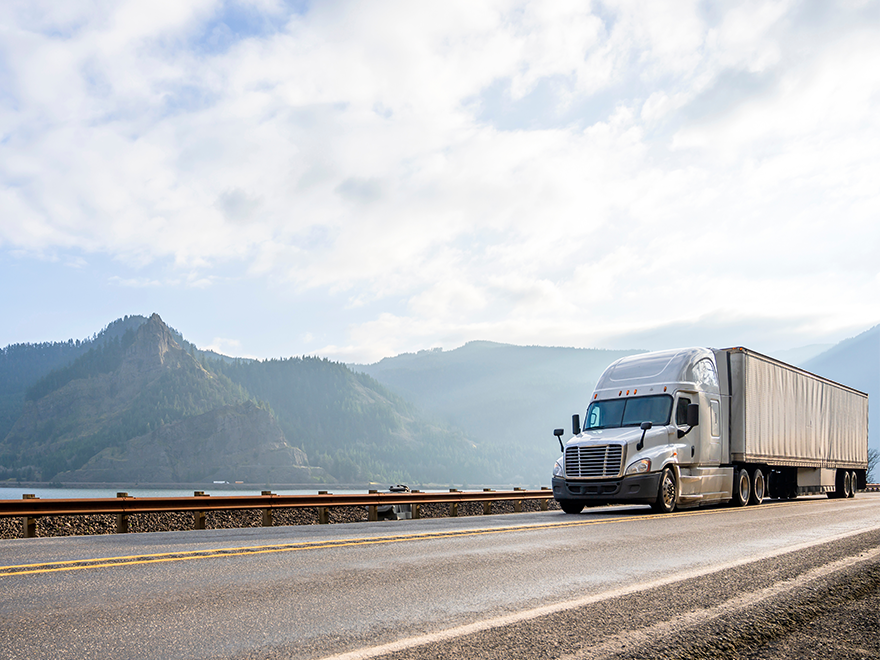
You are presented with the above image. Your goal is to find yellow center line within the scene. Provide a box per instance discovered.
[0,500,796,577]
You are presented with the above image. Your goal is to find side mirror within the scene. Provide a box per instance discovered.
[553,428,565,452]
[687,403,700,427]
[572,414,581,436]
[637,421,652,450]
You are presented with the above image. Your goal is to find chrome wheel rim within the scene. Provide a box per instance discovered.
[661,472,675,509]
[754,472,765,501]
[739,472,750,502]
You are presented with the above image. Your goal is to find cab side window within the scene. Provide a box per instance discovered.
[675,397,691,426]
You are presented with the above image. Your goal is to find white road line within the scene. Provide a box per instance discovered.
[317,524,880,660]
[560,545,880,660]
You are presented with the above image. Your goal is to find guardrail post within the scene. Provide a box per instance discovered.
[411,491,421,519]
[482,488,494,515]
[368,490,378,521]
[540,486,550,510]
[449,489,459,517]
[22,494,37,538]
[116,493,130,533]
[513,487,524,513]
[261,491,274,526]
[193,491,208,529]
[317,491,330,524]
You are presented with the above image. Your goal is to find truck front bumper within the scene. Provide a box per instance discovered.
[552,473,662,505]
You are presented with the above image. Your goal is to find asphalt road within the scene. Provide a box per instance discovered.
[2,495,880,660]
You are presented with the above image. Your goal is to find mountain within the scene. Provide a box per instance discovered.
[0,314,253,481]
[801,324,879,452]
[353,342,641,482]
[0,315,149,442]
[211,356,494,485]
[0,314,491,485]
[55,401,322,484]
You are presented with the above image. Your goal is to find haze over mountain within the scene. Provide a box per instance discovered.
[353,343,641,479]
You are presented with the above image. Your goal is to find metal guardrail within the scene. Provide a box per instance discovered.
[1,488,554,537]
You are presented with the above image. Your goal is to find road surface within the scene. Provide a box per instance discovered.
[2,495,879,659]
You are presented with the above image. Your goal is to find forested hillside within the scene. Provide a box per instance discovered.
[354,342,641,482]
[211,357,498,484]
[0,315,252,481]
[0,314,495,485]
[0,315,147,442]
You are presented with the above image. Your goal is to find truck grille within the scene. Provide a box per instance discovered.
[564,445,624,478]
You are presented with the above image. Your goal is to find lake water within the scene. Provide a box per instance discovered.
[0,486,363,500]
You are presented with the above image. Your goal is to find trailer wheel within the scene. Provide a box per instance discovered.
[830,469,847,498]
[559,499,585,514]
[843,471,853,499]
[651,467,677,514]
[749,468,765,505]
[732,468,750,507]
[845,471,857,498]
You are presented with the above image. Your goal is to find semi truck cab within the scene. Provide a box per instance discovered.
[552,347,723,513]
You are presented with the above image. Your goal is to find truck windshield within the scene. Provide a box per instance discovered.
[585,395,673,430]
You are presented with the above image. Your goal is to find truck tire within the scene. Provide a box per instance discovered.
[846,471,856,498]
[844,471,853,499]
[651,467,677,514]
[732,468,750,507]
[749,468,765,505]
[559,500,585,514]
[830,469,848,498]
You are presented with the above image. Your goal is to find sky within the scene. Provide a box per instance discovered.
[1,0,879,363]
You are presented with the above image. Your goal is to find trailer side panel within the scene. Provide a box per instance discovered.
[724,348,868,469]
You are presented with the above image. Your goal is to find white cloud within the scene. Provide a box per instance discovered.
[1,0,879,360]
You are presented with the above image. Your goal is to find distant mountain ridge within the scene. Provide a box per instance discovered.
[353,341,643,482]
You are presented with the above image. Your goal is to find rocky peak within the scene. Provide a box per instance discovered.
[121,313,190,376]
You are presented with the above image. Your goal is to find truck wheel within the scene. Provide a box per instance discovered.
[651,467,677,514]
[845,471,857,498]
[559,500,585,514]
[830,469,847,498]
[843,471,853,499]
[749,468,765,505]
[732,468,750,507]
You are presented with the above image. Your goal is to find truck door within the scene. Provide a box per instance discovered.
[699,393,723,465]
[688,358,723,466]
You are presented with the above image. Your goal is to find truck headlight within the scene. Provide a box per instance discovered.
[625,458,651,475]
[553,458,564,477]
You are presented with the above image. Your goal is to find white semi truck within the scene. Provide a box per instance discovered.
[551,347,869,514]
